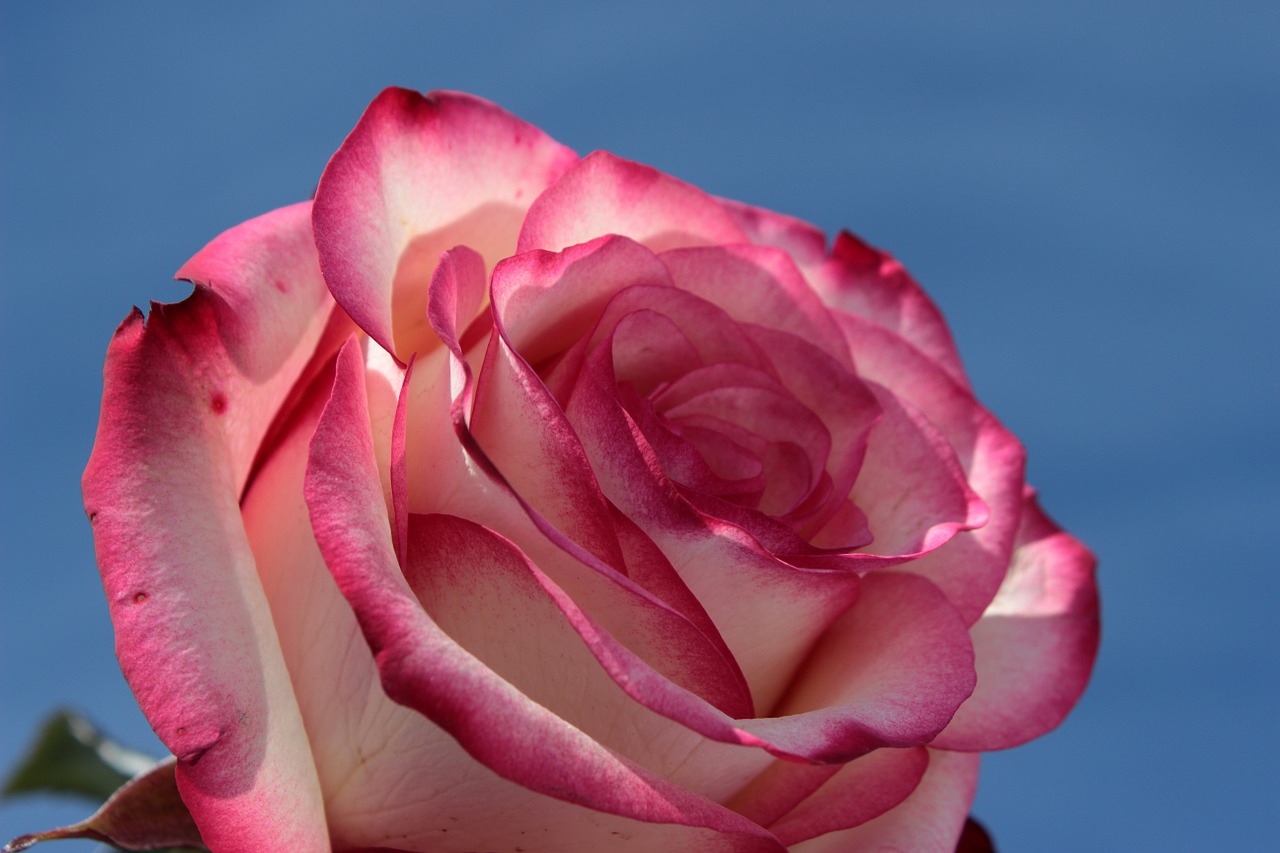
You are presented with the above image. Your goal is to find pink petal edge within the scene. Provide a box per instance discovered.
[83,203,332,851]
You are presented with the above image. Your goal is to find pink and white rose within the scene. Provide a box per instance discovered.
[81,88,1099,852]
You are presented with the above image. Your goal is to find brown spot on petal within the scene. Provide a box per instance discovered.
[133,592,147,603]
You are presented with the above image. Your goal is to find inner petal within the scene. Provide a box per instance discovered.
[663,384,832,502]
[650,361,785,412]
[757,441,814,518]
[675,423,765,485]
[587,284,770,371]
[619,386,766,506]
[390,203,525,359]
[609,309,704,397]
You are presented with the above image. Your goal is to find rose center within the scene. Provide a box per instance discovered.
[607,305,835,527]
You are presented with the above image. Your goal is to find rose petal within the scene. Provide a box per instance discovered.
[170,202,336,492]
[519,150,748,254]
[933,489,1100,749]
[313,87,577,361]
[755,747,929,845]
[566,342,861,712]
[304,340,783,852]
[471,310,630,571]
[404,513,775,797]
[844,382,987,559]
[453,243,768,717]
[83,203,333,850]
[575,344,982,764]
[388,353,412,563]
[660,244,852,371]
[605,309,709,398]
[496,230,980,760]
[730,326,880,537]
[752,572,974,761]
[239,361,416,847]
[661,383,831,511]
[440,251,986,762]
[415,265,763,721]
[717,196,830,274]
[492,234,677,372]
[837,313,1026,623]
[815,230,970,390]
[396,248,491,524]
[789,749,981,853]
[247,354,779,853]
[245,345,749,852]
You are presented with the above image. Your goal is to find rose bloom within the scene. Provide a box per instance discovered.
[81,88,1099,852]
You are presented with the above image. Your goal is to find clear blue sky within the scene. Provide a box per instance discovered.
[2,2,1276,850]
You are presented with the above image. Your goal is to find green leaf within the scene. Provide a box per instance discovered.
[3,710,153,803]
[3,758,206,852]
[3,711,205,852]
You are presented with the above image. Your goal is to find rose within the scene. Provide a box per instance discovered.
[80,87,1099,852]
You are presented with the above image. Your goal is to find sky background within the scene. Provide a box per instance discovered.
[1,2,1276,850]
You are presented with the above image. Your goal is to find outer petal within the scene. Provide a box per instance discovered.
[518,150,748,254]
[815,230,970,390]
[837,313,1026,623]
[82,203,333,851]
[172,202,337,493]
[933,489,1100,749]
[313,87,577,361]
[717,197,830,274]
[305,339,784,852]
[790,749,981,853]
[716,199,970,394]
[237,362,425,848]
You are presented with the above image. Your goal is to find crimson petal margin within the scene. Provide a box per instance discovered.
[305,338,785,853]
[82,203,333,851]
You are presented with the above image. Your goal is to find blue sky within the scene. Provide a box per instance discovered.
[2,2,1276,850]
